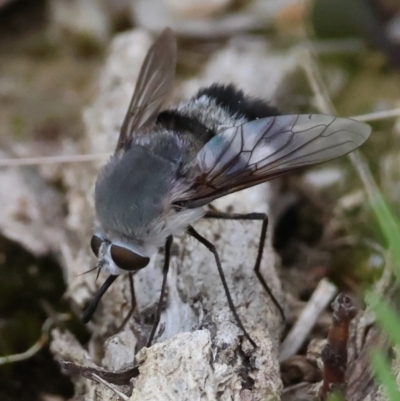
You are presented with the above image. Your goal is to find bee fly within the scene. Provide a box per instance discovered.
[82,28,371,347]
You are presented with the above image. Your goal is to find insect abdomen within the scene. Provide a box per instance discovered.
[195,84,280,121]
[156,110,215,143]
[155,84,280,147]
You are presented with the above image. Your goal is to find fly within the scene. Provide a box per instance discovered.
[82,28,371,348]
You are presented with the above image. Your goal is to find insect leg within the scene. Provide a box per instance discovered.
[146,235,173,347]
[187,226,257,348]
[116,273,137,332]
[82,275,118,323]
[204,210,285,321]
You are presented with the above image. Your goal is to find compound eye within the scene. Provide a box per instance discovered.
[110,245,150,271]
[90,235,103,257]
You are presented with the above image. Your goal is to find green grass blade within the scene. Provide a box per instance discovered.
[367,293,400,346]
[371,196,400,274]
[371,351,400,401]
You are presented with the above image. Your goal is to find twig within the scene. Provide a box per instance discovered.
[0,153,110,167]
[0,313,70,365]
[0,101,399,169]
[60,361,140,386]
[279,279,338,362]
[351,108,400,122]
[90,373,130,400]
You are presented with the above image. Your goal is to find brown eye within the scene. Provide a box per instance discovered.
[90,235,103,257]
[110,245,149,271]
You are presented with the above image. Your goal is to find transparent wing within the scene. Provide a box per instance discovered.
[180,114,371,208]
[116,28,177,153]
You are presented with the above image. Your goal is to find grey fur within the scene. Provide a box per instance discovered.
[176,95,247,130]
[95,145,177,243]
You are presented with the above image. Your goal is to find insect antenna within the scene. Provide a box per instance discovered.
[95,264,102,283]
[77,265,100,276]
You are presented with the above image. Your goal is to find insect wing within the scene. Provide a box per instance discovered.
[182,114,371,207]
[116,28,177,153]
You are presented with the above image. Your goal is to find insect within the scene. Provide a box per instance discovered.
[82,28,371,347]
